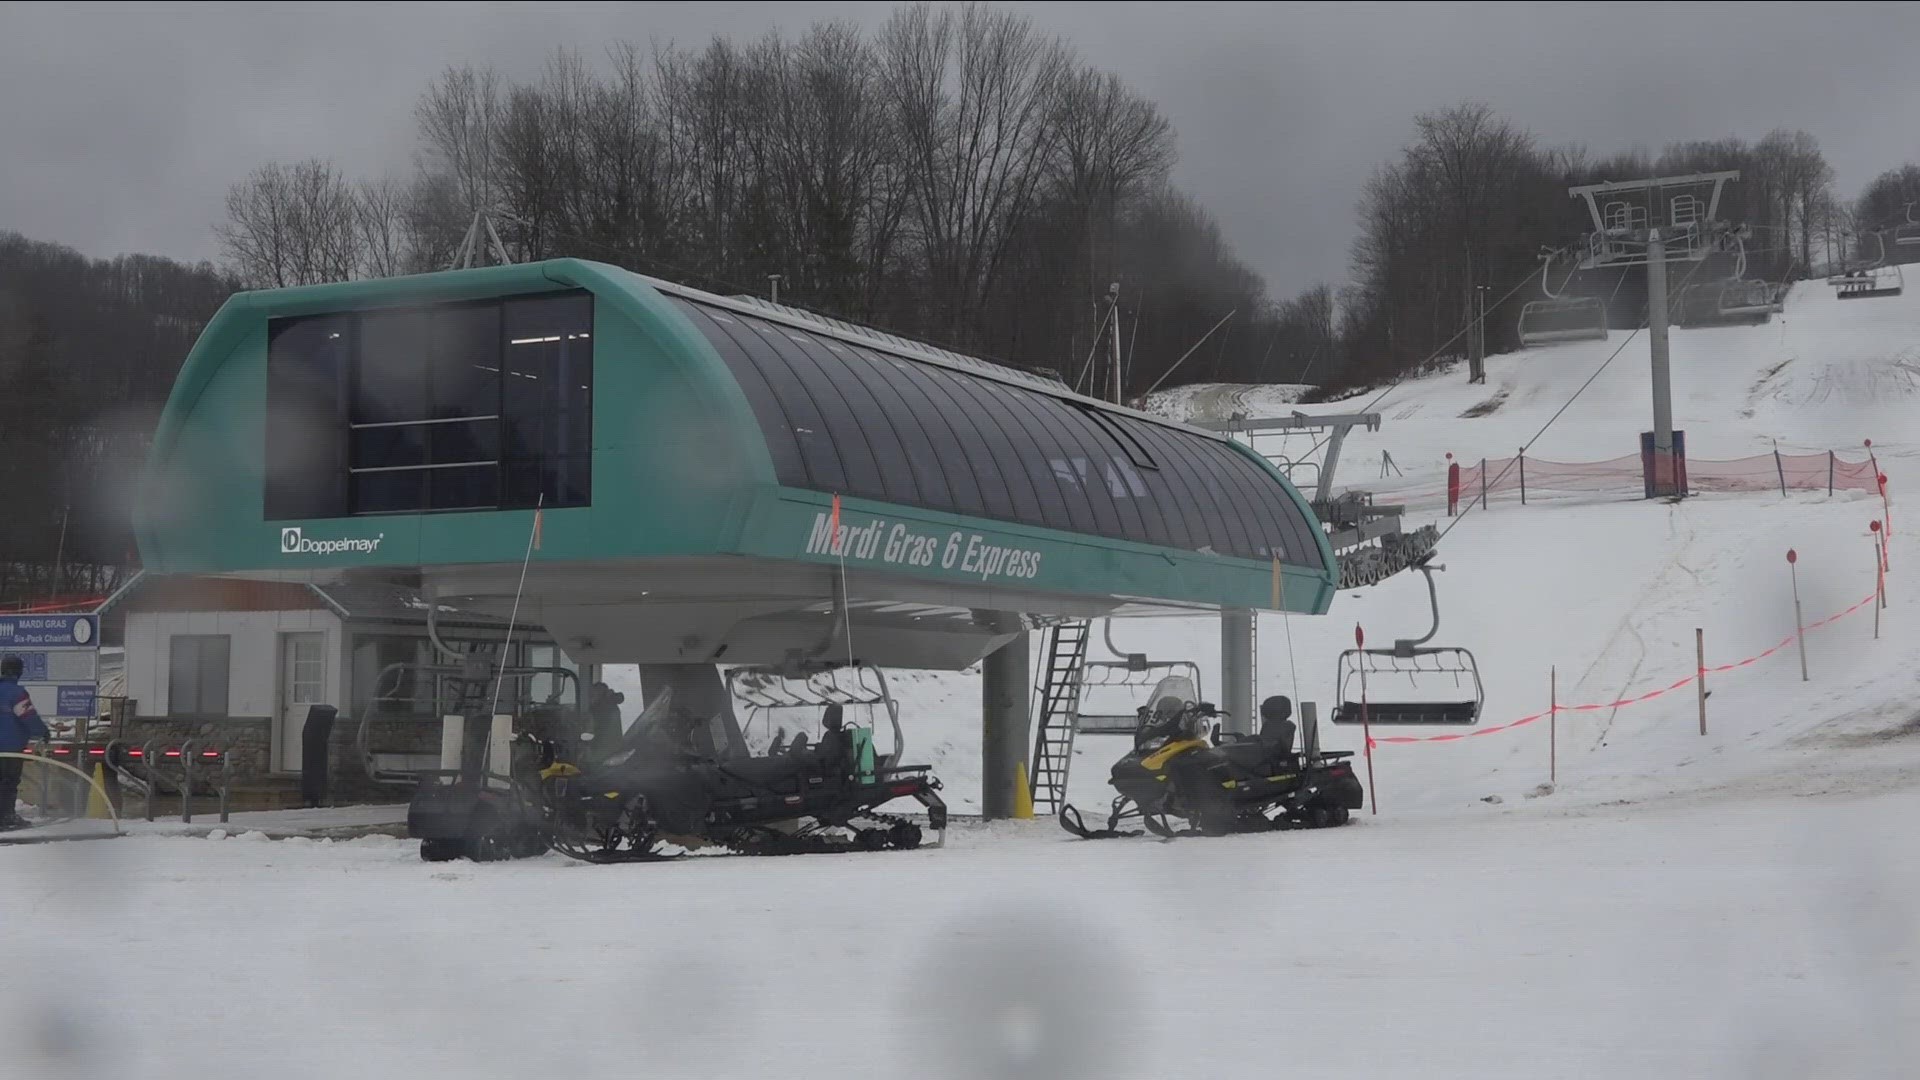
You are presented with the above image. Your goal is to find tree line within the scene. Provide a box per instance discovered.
[1331,104,1864,389]
[0,233,234,604]
[13,4,1920,604]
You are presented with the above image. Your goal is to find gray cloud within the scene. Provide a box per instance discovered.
[5,2,1917,299]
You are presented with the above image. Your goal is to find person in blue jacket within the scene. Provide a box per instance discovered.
[0,654,51,829]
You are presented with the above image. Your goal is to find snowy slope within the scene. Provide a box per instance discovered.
[732,279,1920,815]
[1143,381,1312,423]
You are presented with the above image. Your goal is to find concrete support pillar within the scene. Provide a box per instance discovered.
[980,626,1032,820]
[639,663,745,757]
[1220,608,1254,736]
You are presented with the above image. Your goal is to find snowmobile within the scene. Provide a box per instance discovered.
[409,675,948,863]
[1058,693,1364,840]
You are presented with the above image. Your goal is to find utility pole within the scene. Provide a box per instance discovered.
[1469,284,1488,384]
[1646,229,1675,493]
[1106,282,1123,405]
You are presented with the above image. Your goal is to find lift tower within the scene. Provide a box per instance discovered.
[1566,170,1741,497]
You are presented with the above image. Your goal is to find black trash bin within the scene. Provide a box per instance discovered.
[299,705,338,809]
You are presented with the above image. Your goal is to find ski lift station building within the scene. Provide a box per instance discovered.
[132,259,1336,813]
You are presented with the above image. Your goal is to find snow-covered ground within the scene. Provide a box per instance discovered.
[6,280,1919,1078]
[1145,380,1312,423]
[4,781,1914,1079]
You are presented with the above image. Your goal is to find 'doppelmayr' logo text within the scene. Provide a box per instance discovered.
[279,527,383,556]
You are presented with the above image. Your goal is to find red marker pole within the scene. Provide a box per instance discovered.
[1877,469,1891,543]
[1549,665,1557,783]
[1871,521,1886,634]
[1357,623,1377,815]
[1788,549,1808,682]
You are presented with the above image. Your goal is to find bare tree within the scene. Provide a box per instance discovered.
[356,176,408,278]
[1049,64,1173,344]
[879,3,1070,345]
[215,160,360,288]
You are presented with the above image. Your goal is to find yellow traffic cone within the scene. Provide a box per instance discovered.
[1012,762,1035,820]
[86,762,113,820]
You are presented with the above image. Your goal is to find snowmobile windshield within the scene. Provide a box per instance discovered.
[1144,675,1198,717]
[599,688,673,767]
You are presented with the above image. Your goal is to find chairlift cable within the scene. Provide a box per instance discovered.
[1431,254,1717,549]
[1297,259,1549,463]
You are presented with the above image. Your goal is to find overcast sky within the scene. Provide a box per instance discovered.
[4,2,1919,300]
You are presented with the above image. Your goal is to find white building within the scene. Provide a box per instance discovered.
[103,574,569,780]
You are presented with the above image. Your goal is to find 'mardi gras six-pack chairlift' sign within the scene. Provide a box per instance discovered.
[0,614,99,718]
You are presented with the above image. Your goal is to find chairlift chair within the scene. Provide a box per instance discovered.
[1673,278,1772,327]
[1331,558,1483,726]
[1517,249,1608,348]
[1714,279,1775,323]
[1517,297,1608,346]
[1073,660,1204,735]
[360,660,583,786]
[1829,232,1904,299]
[728,663,905,773]
[1896,204,1920,248]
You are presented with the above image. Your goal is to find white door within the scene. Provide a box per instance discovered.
[278,632,328,772]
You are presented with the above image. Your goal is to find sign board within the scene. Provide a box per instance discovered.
[0,614,100,719]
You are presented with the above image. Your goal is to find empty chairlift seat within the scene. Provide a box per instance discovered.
[1331,698,1480,725]
[1516,297,1607,347]
[1330,645,1484,727]
[1328,557,1483,728]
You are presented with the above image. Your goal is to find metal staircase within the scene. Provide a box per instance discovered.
[1028,620,1090,814]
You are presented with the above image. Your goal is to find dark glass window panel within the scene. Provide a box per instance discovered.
[504,291,593,345]
[350,425,427,470]
[429,464,499,510]
[429,419,499,465]
[270,289,590,520]
[353,309,431,423]
[351,469,428,515]
[265,314,350,520]
[430,302,501,420]
[170,635,230,717]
